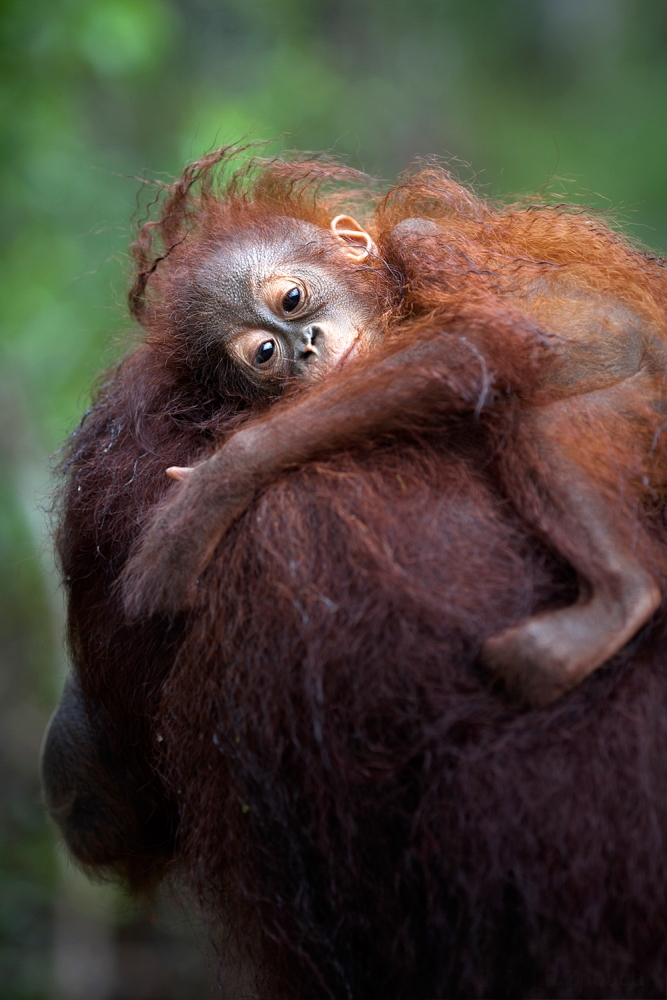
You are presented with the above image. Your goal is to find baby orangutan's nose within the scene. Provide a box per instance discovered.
[298,326,322,360]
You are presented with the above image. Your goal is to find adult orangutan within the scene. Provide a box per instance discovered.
[42,149,667,998]
[120,147,667,706]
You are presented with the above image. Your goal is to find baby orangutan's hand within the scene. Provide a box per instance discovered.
[121,442,261,618]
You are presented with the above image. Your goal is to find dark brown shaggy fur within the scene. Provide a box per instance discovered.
[56,149,667,998]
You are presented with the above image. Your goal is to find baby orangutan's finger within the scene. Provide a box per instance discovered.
[166,466,193,481]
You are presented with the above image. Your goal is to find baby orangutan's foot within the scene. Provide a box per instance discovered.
[481,574,661,708]
[481,615,598,708]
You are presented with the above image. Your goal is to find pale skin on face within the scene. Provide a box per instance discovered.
[167,214,377,482]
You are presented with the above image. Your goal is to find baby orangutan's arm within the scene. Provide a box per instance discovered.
[121,331,506,619]
[121,327,662,710]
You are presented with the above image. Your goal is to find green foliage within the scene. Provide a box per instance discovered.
[1,0,666,995]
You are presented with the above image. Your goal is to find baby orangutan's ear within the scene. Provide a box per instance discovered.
[330,215,377,262]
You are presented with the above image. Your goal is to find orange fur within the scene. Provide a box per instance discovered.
[121,148,667,708]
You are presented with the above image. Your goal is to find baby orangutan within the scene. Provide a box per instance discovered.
[121,148,667,707]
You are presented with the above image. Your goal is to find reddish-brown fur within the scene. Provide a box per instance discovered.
[121,148,667,704]
[55,150,667,997]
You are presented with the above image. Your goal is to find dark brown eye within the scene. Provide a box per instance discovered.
[256,340,275,365]
[282,287,301,313]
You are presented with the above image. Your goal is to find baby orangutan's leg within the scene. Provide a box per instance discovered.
[482,389,662,707]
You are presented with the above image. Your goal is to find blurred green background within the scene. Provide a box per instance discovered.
[2,1,667,997]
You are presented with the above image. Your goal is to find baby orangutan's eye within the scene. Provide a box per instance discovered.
[228,329,283,376]
[282,287,301,313]
[265,278,307,318]
[256,340,275,366]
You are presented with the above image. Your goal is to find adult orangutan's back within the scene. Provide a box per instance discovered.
[155,436,667,999]
[48,366,667,996]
